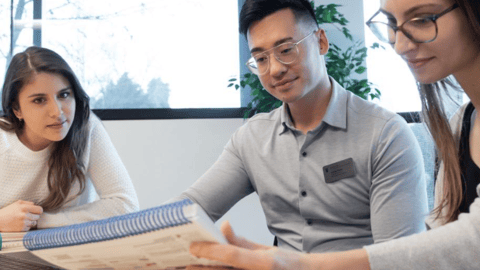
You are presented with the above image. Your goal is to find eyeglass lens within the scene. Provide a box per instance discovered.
[368,4,458,44]
[248,43,299,75]
[368,11,438,44]
[370,19,437,44]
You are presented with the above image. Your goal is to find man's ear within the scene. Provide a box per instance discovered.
[316,28,329,55]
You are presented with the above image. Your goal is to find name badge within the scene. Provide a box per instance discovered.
[323,158,356,183]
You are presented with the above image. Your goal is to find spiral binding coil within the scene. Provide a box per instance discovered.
[23,199,193,251]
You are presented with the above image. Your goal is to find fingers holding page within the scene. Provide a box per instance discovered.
[190,241,276,270]
[190,221,311,270]
[220,221,271,250]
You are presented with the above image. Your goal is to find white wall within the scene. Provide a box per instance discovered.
[101,0,365,246]
[103,118,275,245]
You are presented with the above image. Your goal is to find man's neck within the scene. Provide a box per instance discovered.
[288,80,333,134]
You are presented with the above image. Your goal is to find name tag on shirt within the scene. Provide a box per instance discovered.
[323,158,356,183]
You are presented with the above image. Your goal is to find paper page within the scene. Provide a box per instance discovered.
[1,232,27,242]
[0,241,27,253]
[31,221,228,269]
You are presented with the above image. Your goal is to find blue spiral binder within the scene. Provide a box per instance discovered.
[23,198,194,251]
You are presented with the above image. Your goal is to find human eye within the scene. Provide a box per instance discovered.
[253,54,267,64]
[278,44,295,55]
[281,47,293,54]
[32,97,46,104]
[409,16,434,27]
[59,90,71,99]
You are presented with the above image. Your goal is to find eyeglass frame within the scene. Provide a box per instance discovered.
[366,3,459,44]
[246,31,316,75]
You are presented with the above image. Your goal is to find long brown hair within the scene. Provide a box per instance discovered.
[424,0,480,223]
[0,46,90,211]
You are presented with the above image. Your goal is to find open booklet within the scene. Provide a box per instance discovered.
[0,232,27,253]
[0,199,228,269]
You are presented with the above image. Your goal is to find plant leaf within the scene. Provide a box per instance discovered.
[355,66,366,74]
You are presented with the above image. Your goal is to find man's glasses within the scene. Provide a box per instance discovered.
[246,32,315,75]
[366,3,459,44]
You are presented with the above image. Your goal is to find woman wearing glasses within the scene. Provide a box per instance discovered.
[188,0,480,269]
[0,47,139,232]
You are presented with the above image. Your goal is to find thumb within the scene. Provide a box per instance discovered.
[220,220,237,244]
[220,220,271,250]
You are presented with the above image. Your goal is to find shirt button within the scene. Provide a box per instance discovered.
[301,191,307,197]
[307,219,313,225]
[302,152,307,157]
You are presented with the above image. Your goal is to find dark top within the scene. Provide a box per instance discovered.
[459,102,480,213]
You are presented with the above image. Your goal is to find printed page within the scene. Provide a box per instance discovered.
[0,232,28,253]
[1,232,27,242]
[0,241,27,253]
[31,221,228,269]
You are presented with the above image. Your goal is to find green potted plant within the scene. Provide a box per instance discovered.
[228,2,381,118]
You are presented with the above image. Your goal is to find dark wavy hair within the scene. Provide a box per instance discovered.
[422,0,480,223]
[1,46,90,211]
[239,0,317,37]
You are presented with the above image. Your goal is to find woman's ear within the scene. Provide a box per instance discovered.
[13,105,23,121]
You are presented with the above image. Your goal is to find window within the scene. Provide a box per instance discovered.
[363,1,422,113]
[1,0,244,118]
[5,1,450,120]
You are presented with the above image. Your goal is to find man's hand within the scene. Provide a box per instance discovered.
[188,221,308,270]
[0,200,43,232]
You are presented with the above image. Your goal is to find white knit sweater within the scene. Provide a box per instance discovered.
[0,114,139,229]
[366,103,480,269]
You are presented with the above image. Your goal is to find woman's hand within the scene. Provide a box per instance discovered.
[0,200,43,232]
[188,221,309,270]
[188,221,371,270]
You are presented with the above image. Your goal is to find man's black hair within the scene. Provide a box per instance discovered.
[239,0,317,37]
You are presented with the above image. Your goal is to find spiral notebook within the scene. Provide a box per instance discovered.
[2,199,227,269]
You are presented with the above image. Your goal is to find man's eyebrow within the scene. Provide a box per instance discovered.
[381,3,443,18]
[250,37,294,54]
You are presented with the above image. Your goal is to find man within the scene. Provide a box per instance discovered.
[181,0,427,253]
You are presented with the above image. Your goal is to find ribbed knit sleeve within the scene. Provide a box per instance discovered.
[365,184,480,270]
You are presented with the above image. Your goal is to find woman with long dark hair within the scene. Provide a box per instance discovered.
[0,46,139,232]
[187,0,480,269]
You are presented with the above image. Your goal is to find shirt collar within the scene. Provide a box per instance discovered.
[322,77,347,130]
[279,77,348,135]
[279,105,292,135]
